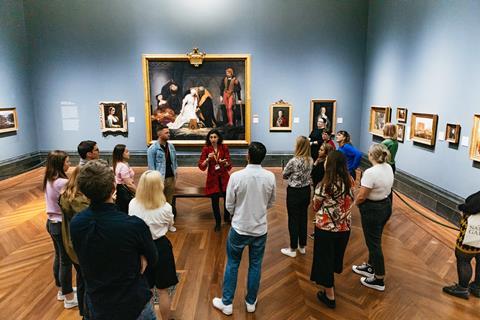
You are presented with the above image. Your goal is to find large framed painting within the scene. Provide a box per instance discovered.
[369,105,392,137]
[270,100,292,132]
[470,115,480,162]
[0,108,18,134]
[397,123,405,143]
[99,102,128,135]
[445,123,461,144]
[397,107,407,123]
[143,49,251,146]
[410,113,438,146]
[310,99,336,134]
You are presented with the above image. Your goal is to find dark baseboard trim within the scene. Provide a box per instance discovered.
[34,150,294,168]
[1,152,464,226]
[360,157,463,226]
[0,152,44,180]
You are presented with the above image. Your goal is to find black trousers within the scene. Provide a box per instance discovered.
[310,228,350,287]
[46,220,73,295]
[455,248,480,288]
[211,192,230,225]
[358,198,392,276]
[388,163,396,202]
[286,186,311,249]
[73,263,89,318]
[115,184,133,214]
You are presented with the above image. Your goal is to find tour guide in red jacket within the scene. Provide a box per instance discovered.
[198,129,232,231]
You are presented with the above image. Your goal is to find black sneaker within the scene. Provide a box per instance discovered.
[468,283,480,298]
[443,284,469,299]
[360,276,385,291]
[352,263,374,277]
[316,291,336,309]
[214,224,221,232]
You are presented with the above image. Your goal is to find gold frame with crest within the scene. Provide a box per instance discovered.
[142,49,251,146]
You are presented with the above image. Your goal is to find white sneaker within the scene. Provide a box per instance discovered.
[246,299,257,313]
[168,225,177,232]
[64,294,78,309]
[57,287,77,301]
[298,247,306,255]
[281,248,297,258]
[212,297,233,315]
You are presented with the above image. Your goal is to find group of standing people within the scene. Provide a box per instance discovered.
[279,124,398,309]
[43,119,480,318]
[44,138,178,319]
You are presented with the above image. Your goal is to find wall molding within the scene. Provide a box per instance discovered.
[360,157,463,226]
[0,152,43,180]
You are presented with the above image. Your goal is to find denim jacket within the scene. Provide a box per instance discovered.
[147,141,178,178]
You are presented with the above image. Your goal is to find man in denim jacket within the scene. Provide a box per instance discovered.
[147,124,178,208]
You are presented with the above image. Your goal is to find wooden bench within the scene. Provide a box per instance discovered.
[172,186,208,215]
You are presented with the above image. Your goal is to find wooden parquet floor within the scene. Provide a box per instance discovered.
[0,167,478,319]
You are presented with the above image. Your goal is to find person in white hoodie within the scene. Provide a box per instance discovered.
[212,142,276,316]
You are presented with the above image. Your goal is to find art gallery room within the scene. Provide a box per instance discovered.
[1,0,480,319]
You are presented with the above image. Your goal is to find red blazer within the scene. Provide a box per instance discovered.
[198,144,232,195]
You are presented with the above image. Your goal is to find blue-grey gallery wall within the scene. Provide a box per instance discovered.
[0,0,37,161]
[22,0,368,153]
[360,0,480,197]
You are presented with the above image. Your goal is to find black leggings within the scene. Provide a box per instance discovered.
[211,192,230,224]
[456,248,480,288]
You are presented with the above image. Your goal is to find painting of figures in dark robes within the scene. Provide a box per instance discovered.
[143,53,251,146]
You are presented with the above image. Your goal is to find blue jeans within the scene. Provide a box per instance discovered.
[222,228,267,305]
[136,302,156,320]
[46,220,73,295]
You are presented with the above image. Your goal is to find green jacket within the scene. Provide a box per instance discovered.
[59,193,89,264]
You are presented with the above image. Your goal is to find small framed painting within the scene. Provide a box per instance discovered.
[397,123,405,143]
[445,123,461,144]
[470,115,480,162]
[397,107,407,123]
[310,99,336,134]
[369,105,392,137]
[410,113,438,146]
[99,102,128,135]
[0,108,18,134]
[270,100,292,132]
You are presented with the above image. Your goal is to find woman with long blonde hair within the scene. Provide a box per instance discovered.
[129,170,178,320]
[281,136,314,258]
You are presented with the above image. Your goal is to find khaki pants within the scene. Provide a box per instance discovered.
[164,176,176,205]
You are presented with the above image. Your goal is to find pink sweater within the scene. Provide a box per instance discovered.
[45,178,68,221]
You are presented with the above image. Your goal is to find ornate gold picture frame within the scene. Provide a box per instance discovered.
[0,108,18,134]
[470,115,480,162]
[142,50,251,146]
[396,107,407,123]
[397,123,405,143]
[99,102,128,136]
[269,100,292,132]
[410,112,438,146]
[445,123,460,144]
[369,105,391,137]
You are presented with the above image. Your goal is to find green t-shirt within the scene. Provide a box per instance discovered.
[382,139,398,165]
